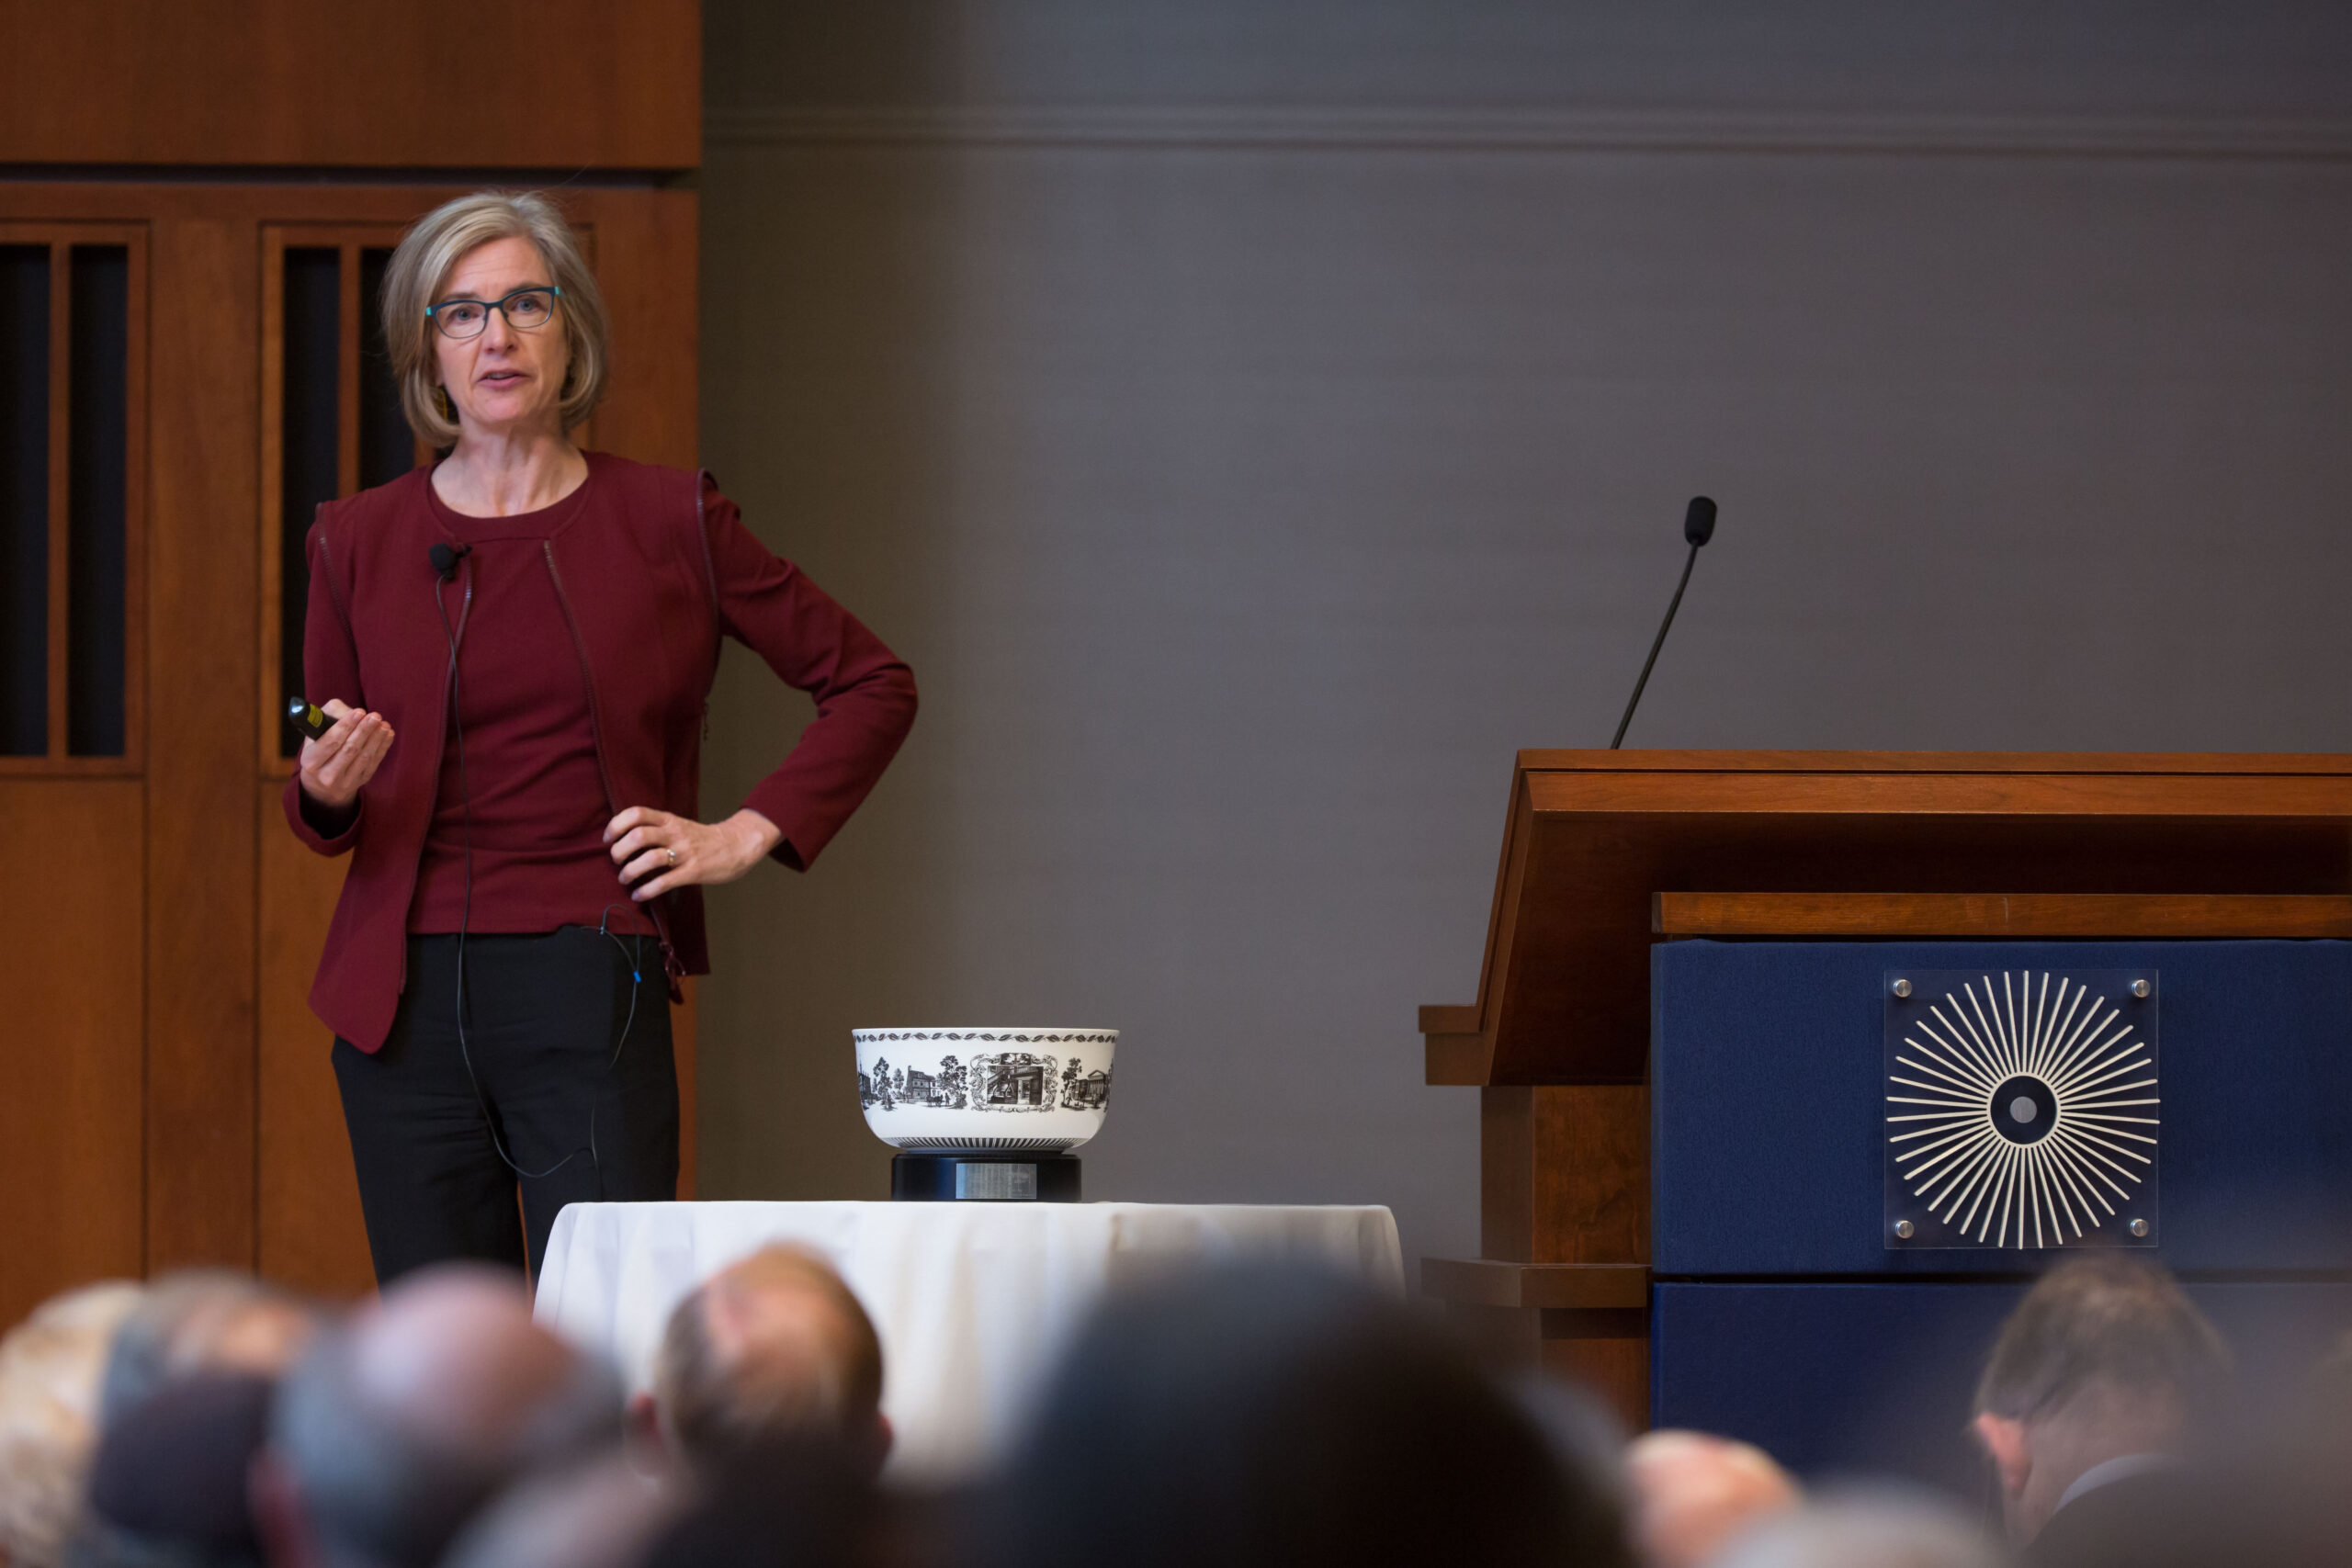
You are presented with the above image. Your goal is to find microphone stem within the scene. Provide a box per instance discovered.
[1611,540,1699,750]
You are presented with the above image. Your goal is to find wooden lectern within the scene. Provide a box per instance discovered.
[1419,750,2352,1428]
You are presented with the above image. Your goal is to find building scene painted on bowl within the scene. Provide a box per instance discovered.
[858,1051,1110,1113]
[854,1029,1119,1153]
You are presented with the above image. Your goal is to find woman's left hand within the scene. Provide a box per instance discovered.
[605,807,782,900]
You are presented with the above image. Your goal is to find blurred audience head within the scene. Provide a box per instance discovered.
[982,1260,1630,1568]
[640,1246,888,1478]
[0,1280,144,1568]
[636,1438,874,1568]
[2299,1325,2352,1441]
[439,1454,688,1568]
[1713,1494,2007,1568]
[69,1371,274,1568]
[100,1273,321,1427]
[251,1264,621,1568]
[1625,1428,1801,1568]
[1970,1256,2228,1542]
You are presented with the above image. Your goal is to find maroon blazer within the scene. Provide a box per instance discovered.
[285,453,917,1051]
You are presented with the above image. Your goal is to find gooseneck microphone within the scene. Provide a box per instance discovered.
[1610,496,1717,750]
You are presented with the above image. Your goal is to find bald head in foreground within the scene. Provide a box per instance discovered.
[637,1246,890,1479]
[1624,1428,1801,1568]
[1715,1495,2006,1568]
[252,1265,621,1568]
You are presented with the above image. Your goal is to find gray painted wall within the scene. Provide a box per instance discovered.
[692,3,2352,1270]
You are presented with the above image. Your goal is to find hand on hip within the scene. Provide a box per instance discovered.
[605,806,782,900]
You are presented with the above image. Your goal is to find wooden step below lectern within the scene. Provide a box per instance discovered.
[1419,751,2352,1438]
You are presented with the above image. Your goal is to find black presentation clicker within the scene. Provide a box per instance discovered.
[287,695,332,740]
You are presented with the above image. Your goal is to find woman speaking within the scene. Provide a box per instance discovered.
[286,191,917,1283]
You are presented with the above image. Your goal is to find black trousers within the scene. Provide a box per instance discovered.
[334,927,677,1285]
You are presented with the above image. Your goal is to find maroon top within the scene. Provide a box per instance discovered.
[286,453,918,1051]
[407,479,627,933]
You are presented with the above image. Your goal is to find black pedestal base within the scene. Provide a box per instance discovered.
[890,1152,1081,1202]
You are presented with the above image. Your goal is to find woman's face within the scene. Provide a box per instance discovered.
[430,236,571,440]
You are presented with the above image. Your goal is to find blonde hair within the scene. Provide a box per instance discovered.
[0,1280,143,1568]
[380,190,610,446]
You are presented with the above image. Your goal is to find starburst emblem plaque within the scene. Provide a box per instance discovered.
[1884,970,2159,1250]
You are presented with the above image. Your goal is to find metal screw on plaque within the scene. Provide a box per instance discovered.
[2130,1218,2150,1237]
[1892,978,1912,998]
[1894,1220,1915,1239]
[2132,979,2151,998]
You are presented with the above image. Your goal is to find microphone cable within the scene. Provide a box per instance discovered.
[431,543,642,1185]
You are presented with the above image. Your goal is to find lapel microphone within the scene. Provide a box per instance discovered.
[428,541,471,581]
[1610,496,1717,749]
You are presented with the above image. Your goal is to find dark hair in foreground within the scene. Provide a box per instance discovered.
[71,1373,275,1568]
[980,1261,1630,1568]
[1974,1255,2230,1423]
[639,1438,874,1568]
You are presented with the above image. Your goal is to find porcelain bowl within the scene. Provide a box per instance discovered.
[854,1027,1117,1153]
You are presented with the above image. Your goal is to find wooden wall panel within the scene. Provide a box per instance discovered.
[0,1,698,170]
[0,780,144,1326]
[590,189,702,467]
[144,215,259,1270]
[254,780,371,1297]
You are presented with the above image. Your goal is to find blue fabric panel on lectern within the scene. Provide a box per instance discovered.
[1652,941,2352,1275]
[1653,1280,2352,1495]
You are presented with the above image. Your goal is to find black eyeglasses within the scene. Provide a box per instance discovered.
[426,284,563,341]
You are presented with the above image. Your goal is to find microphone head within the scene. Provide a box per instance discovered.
[427,541,459,578]
[1684,496,1717,547]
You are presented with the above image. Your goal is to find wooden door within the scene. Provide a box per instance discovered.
[0,224,148,1326]
[0,182,698,1314]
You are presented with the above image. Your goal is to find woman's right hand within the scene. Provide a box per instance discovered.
[299,698,395,811]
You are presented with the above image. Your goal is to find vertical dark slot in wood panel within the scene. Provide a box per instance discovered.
[357,248,414,490]
[65,245,126,758]
[0,247,48,756]
[279,248,339,758]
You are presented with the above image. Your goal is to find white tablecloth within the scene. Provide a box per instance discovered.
[534,1201,1403,1480]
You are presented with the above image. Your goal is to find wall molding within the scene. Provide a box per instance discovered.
[707,103,2352,161]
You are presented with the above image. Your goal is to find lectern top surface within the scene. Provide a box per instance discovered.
[1430,750,2352,1087]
